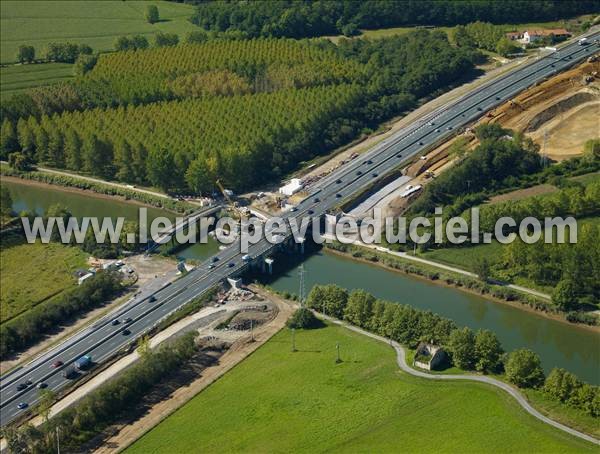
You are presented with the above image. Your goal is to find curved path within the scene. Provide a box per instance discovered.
[324,316,599,445]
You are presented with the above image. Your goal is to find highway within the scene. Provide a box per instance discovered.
[1,32,598,426]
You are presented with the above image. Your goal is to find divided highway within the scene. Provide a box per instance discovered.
[1,32,598,426]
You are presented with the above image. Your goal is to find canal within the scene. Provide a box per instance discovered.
[3,179,599,383]
[268,251,600,384]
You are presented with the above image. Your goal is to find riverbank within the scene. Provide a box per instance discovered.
[0,165,195,214]
[322,243,598,332]
[125,303,595,453]
[318,312,599,443]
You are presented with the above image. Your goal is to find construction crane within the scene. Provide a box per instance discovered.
[215,179,249,221]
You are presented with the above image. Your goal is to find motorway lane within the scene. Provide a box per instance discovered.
[1,33,598,425]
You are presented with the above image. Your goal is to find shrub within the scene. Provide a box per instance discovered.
[287,308,324,329]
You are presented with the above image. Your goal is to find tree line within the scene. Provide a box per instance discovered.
[305,284,599,416]
[1,31,477,196]
[410,124,543,216]
[2,332,199,453]
[0,271,122,357]
[187,0,598,39]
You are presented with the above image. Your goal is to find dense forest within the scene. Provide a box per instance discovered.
[1,32,478,193]
[185,0,598,39]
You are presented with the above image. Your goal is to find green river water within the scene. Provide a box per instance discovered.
[3,179,599,383]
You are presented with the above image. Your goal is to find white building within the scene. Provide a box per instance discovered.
[279,178,303,196]
[78,273,94,285]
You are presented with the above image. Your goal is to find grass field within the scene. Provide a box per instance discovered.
[0,62,73,98]
[127,323,593,453]
[0,239,89,323]
[0,0,197,64]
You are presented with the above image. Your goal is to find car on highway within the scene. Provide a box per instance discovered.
[111,319,120,326]
[336,179,342,184]
[123,317,133,324]
[211,256,219,263]
[148,296,156,302]
[36,382,47,389]
[228,262,235,268]
[372,173,378,178]
[16,383,27,391]
[356,170,362,176]
[25,379,32,386]
[17,403,28,410]
[307,209,314,215]
[122,329,131,336]
[208,264,215,269]
[52,360,63,368]
[336,193,342,198]
[290,206,298,212]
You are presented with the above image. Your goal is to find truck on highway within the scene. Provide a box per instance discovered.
[578,37,588,46]
[63,367,78,379]
[73,354,92,371]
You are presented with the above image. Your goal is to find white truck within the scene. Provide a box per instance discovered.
[578,37,588,46]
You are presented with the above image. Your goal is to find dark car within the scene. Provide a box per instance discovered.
[372,173,378,178]
[228,262,235,268]
[366,160,373,165]
[148,295,156,302]
[124,317,133,324]
[313,197,320,203]
[111,319,120,326]
[37,382,47,389]
[307,209,314,215]
[16,383,27,391]
[211,256,219,263]
[336,179,342,184]
[335,193,342,198]
[418,141,423,146]
[396,154,402,158]
[122,329,131,336]
[52,360,63,368]
[356,170,362,176]
[17,402,28,410]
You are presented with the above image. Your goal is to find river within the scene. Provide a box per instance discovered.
[3,180,599,383]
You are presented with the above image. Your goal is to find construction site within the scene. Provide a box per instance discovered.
[243,54,599,220]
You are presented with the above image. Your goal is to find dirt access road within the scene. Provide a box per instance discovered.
[94,287,295,453]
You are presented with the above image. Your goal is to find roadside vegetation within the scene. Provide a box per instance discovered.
[0,271,123,357]
[127,320,595,453]
[404,126,600,317]
[1,332,199,452]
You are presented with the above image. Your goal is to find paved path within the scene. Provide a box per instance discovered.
[31,165,170,199]
[348,240,552,300]
[322,314,599,446]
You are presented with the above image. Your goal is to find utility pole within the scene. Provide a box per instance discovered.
[56,426,60,454]
[542,129,548,167]
[298,264,306,307]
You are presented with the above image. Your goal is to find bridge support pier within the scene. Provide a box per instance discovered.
[264,257,274,274]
